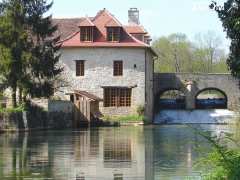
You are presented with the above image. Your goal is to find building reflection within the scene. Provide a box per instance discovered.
[69,128,144,179]
[0,127,145,179]
[0,125,231,180]
[104,130,132,168]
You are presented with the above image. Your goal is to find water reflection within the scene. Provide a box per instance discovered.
[0,125,231,179]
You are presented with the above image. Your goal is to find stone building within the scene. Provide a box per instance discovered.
[53,8,156,120]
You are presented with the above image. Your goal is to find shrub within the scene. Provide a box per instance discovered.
[193,128,240,180]
[137,105,145,116]
[0,104,25,113]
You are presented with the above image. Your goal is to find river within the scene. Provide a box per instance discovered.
[0,124,236,180]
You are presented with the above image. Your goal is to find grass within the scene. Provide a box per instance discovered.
[103,114,145,123]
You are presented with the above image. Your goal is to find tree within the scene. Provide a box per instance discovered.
[0,0,30,107]
[0,0,62,107]
[152,33,194,73]
[194,31,222,73]
[210,1,240,78]
[152,32,229,73]
[23,0,62,99]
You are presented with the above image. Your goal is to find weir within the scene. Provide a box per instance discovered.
[154,109,236,124]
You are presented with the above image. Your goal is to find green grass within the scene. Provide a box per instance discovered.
[103,114,144,123]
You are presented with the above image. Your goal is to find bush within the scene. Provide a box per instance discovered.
[137,105,145,116]
[0,104,25,113]
[194,129,240,180]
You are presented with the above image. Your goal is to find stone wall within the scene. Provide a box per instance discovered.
[0,112,24,130]
[0,108,73,131]
[154,73,240,110]
[48,100,73,113]
[57,47,148,116]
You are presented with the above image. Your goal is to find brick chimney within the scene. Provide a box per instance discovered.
[128,8,140,25]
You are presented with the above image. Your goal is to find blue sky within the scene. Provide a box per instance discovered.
[50,0,229,50]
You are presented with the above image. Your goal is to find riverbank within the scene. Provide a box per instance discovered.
[102,114,145,126]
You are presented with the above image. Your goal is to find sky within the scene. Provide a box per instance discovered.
[49,0,229,51]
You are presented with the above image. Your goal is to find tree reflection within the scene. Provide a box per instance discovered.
[0,133,54,179]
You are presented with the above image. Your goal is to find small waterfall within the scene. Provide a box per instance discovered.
[154,109,237,124]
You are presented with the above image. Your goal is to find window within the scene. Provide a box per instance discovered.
[80,27,93,42]
[104,88,131,107]
[113,61,123,76]
[107,27,120,42]
[76,60,85,76]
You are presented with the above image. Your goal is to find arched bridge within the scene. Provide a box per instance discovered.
[154,73,240,110]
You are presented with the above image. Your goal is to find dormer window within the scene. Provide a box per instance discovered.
[107,27,121,42]
[80,27,93,42]
[78,17,95,42]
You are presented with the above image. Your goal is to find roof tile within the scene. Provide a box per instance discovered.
[53,9,151,48]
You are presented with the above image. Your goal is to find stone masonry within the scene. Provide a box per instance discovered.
[57,48,154,118]
[154,73,240,111]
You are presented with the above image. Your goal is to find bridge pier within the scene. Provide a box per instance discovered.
[185,81,196,110]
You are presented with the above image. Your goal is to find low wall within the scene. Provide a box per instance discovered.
[48,100,73,113]
[0,101,74,131]
[0,112,23,130]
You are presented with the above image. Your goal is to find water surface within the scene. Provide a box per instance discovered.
[0,125,231,180]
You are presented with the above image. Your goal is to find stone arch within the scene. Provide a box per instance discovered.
[155,88,186,111]
[195,87,228,109]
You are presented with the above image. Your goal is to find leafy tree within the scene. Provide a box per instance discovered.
[0,0,62,107]
[210,1,240,77]
[153,33,194,73]
[23,0,62,99]
[152,32,229,73]
[0,0,30,107]
[194,31,222,73]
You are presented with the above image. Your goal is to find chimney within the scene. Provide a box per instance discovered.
[128,8,140,25]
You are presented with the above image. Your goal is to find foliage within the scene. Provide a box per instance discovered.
[210,1,240,78]
[152,32,229,73]
[0,104,25,113]
[194,129,240,180]
[0,0,62,107]
[137,105,145,116]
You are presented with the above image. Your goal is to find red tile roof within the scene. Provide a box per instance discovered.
[53,18,83,40]
[53,9,152,49]
[78,17,95,27]
[124,25,147,34]
[105,18,122,27]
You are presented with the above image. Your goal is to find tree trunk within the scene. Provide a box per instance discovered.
[19,87,22,105]
[12,86,17,108]
[23,93,27,103]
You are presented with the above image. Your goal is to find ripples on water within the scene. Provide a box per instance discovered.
[0,125,233,180]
